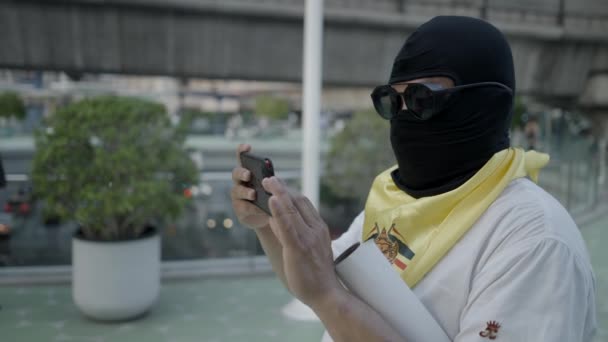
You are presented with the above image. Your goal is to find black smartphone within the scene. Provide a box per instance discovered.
[240,152,275,215]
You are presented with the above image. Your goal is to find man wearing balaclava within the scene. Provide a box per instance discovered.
[230,16,597,341]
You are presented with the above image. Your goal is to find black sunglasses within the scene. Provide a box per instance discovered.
[370,82,513,121]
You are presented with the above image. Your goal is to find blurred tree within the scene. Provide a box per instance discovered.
[0,91,26,121]
[511,95,527,129]
[254,95,290,120]
[323,109,395,207]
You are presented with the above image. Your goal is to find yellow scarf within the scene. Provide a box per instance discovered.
[362,148,550,288]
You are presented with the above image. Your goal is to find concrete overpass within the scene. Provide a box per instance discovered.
[1,0,608,103]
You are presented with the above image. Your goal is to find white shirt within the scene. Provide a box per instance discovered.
[329,178,597,341]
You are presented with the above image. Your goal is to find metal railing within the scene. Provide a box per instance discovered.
[537,156,604,217]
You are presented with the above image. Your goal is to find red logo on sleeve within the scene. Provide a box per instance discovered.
[479,321,501,340]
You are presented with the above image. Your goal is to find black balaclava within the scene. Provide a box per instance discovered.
[388,16,515,198]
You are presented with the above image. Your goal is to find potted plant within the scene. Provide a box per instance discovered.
[31,96,198,321]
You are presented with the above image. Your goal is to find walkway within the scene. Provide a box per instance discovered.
[0,276,325,342]
[1,207,606,341]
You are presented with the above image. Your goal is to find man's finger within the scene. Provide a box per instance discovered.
[230,184,256,201]
[292,195,319,230]
[268,197,303,249]
[233,200,268,224]
[264,177,307,248]
[231,167,251,184]
[302,196,325,225]
[265,179,319,230]
[236,144,251,167]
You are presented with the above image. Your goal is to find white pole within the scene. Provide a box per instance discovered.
[302,0,324,208]
[283,0,325,323]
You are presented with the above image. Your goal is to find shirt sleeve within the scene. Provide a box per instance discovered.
[331,210,365,260]
[455,237,596,342]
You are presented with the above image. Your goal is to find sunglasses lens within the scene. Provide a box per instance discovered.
[372,86,399,120]
[405,84,435,120]
[379,95,394,118]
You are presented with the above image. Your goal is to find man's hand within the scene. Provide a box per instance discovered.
[262,176,342,308]
[236,153,403,341]
[230,144,270,230]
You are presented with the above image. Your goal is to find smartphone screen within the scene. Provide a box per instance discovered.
[240,152,275,215]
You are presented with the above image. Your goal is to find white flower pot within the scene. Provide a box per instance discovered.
[72,229,160,321]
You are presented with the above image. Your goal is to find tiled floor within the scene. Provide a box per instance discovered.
[1,212,606,342]
[0,276,325,342]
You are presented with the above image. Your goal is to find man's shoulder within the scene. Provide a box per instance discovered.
[488,177,577,236]
[476,177,591,266]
